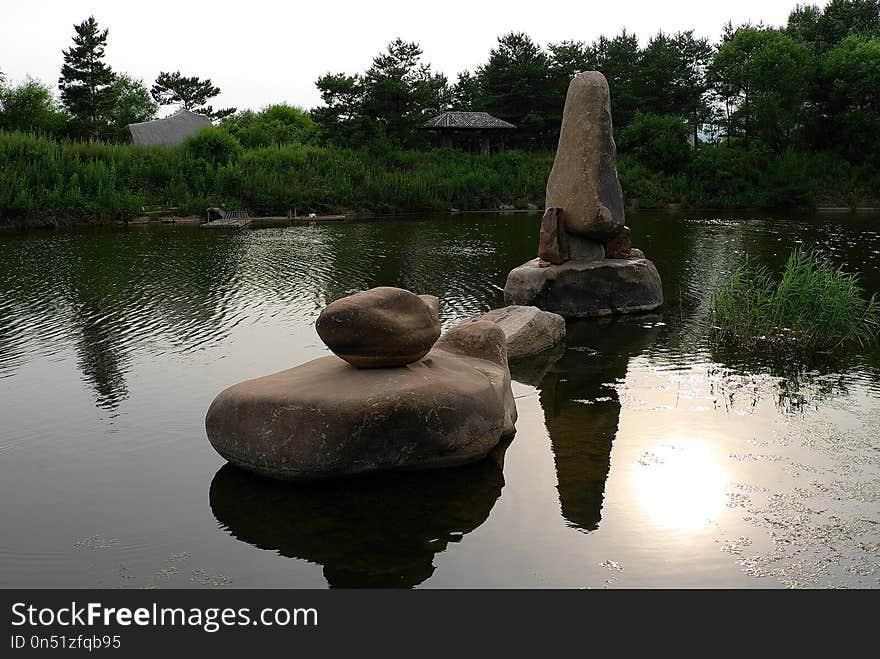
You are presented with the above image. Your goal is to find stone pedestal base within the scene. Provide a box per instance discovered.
[503,256,663,318]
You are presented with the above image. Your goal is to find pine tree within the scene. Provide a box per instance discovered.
[58,16,116,139]
[150,71,235,120]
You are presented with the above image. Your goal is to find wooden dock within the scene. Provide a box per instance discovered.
[201,216,252,230]
[201,215,347,230]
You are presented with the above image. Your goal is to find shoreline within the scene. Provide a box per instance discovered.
[2,205,879,233]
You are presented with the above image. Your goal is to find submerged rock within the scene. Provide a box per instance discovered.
[545,71,625,240]
[315,287,440,368]
[465,305,566,361]
[205,319,516,481]
[504,256,663,318]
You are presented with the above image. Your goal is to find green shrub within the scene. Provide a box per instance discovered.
[184,127,242,165]
[710,249,880,350]
[221,104,320,148]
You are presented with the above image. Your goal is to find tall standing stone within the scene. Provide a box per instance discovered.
[503,70,663,318]
[545,72,625,240]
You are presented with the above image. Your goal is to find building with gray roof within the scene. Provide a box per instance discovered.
[421,111,516,154]
[127,109,212,146]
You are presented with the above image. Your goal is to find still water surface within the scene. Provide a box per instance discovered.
[1,212,878,588]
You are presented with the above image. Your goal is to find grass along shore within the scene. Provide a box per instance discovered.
[1,129,879,226]
[711,249,880,350]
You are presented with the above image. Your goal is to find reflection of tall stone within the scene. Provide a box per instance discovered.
[504,72,663,318]
[538,318,659,531]
[209,439,510,588]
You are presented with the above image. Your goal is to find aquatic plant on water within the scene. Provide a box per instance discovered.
[710,249,880,350]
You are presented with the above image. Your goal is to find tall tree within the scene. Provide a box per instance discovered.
[58,16,116,139]
[547,40,597,128]
[639,31,713,146]
[359,39,450,147]
[548,40,596,89]
[819,34,880,159]
[450,70,483,110]
[708,27,811,152]
[592,30,641,129]
[150,71,235,120]
[787,0,880,52]
[477,32,555,147]
[108,74,157,140]
[312,72,367,146]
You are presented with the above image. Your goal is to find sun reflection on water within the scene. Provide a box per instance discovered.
[631,439,728,533]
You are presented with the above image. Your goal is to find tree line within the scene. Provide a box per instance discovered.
[0,16,235,142]
[3,1,879,160]
[314,0,880,166]
[1,0,878,220]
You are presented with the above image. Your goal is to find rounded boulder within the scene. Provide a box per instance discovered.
[316,287,440,368]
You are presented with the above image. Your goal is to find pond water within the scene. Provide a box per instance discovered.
[1,212,879,589]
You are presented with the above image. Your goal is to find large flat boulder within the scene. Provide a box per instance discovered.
[465,305,566,361]
[503,256,663,318]
[205,320,516,481]
[545,72,625,240]
[315,287,440,368]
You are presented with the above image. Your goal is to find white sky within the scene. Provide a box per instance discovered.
[1,0,812,114]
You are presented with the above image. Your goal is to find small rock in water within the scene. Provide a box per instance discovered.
[604,226,632,259]
[465,305,565,361]
[315,287,440,368]
[538,207,569,264]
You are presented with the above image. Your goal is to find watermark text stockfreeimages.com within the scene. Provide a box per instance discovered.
[11,601,318,633]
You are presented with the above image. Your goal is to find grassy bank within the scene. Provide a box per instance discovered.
[0,131,551,225]
[710,249,880,350]
[1,130,878,226]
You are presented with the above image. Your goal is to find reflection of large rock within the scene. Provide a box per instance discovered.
[210,439,509,587]
[316,287,440,368]
[464,305,565,360]
[546,72,624,240]
[508,342,565,387]
[539,318,660,531]
[504,256,663,318]
[205,320,516,481]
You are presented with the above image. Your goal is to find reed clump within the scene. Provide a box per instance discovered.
[710,249,880,350]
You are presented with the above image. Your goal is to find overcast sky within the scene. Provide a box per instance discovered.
[2,0,812,115]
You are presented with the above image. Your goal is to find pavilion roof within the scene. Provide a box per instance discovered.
[421,111,516,130]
